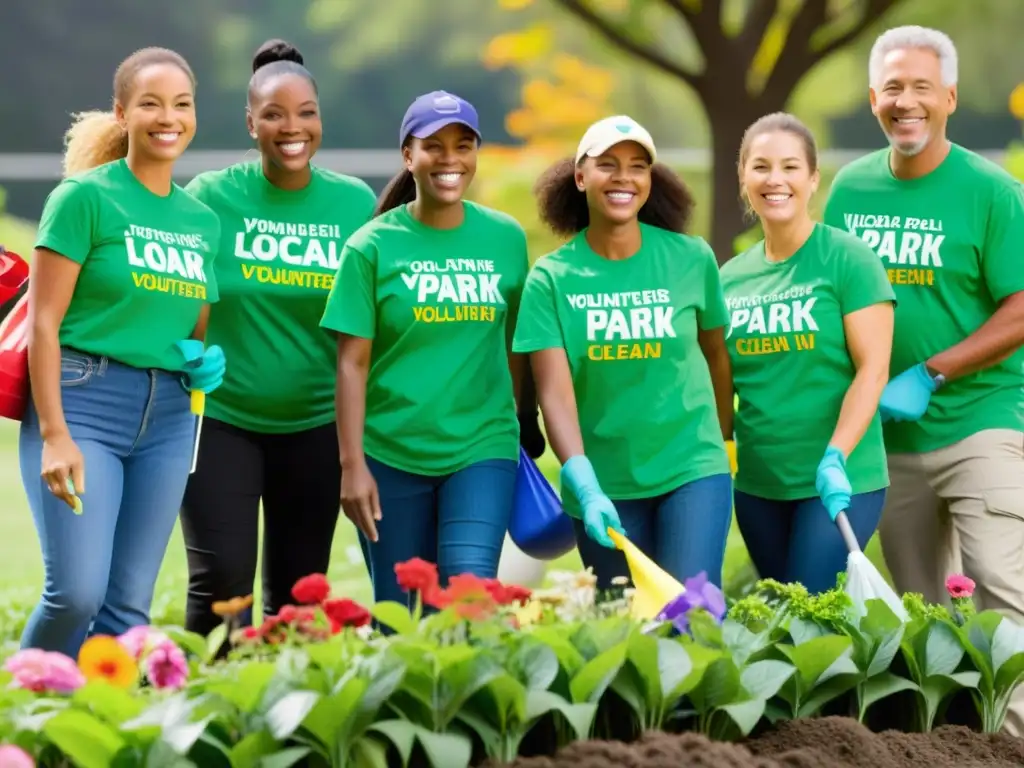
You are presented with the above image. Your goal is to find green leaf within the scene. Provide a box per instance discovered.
[924,620,964,677]
[528,627,586,677]
[861,599,903,636]
[788,617,827,645]
[438,650,504,727]
[779,635,851,689]
[368,719,417,765]
[722,620,761,665]
[43,708,127,768]
[265,690,320,740]
[508,638,559,691]
[349,736,389,768]
[689,656,742,714]
[121,693,210,754]
[230,731,280,768]
[160,627,209,660]
[797,652,861,718]
[205,623,229,662]
[524,690,596,740]
[719,698,765,737]
[867,627,905,678]
[371,601,417,635]
[569,642,627,703]
[258,747,311,768]
[203,662,277,713]
[740,660,795,700]
[413,726,472,768]
[72,681,145,725]
[859,672,919,719]
[298,676,367,755]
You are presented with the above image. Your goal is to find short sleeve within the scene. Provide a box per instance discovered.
[34,180,96,264]
[838,235,895,315]
[320,242,377,339]
[511,264,563,354]
[201,217,222,304]
[183,173,210,204]
[981,182,1024,302]
[696,240,729,330]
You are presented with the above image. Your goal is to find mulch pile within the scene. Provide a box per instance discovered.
[505,717,1024,767]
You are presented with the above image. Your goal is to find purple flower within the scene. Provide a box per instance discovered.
[656,571,726,634]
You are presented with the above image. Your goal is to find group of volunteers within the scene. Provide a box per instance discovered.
[15,24,1024,735]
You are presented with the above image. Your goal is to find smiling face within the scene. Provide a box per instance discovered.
[576,141,652,227]
[740,130,819,227]
[248,73,322,174]
[115,63,196,163]
[870,46,956,157]
[404,123,479,206]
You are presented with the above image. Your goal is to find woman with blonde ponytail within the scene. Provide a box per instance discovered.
[21,47,227,657]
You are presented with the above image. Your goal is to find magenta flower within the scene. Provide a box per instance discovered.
[946,574,976,600]
[656,571,727,634]
[4,649,84,694]
[144,640,189,690]
[117,626,169,661]
[0,744,35,767]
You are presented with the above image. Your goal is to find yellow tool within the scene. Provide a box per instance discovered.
[191,390,205,417]
[607,527,685,620]
[190,390,205,474]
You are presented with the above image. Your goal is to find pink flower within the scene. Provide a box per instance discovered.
[144,640,188,690]
[946,574,976,599]
[4,649,84,694]
[0,744,35,767]
[117,626,169,661]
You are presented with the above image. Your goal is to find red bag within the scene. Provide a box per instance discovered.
[0,246,30,421]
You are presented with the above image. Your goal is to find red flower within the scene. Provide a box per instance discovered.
[278,605,298,623]
[323,598,371,630]
[946,574,976,599]
[395,558,439,593]
[445,574,498,620]
[292,574,331,605]
[242,626,259,639]
[482,579,532,606]
[423,585,452,610]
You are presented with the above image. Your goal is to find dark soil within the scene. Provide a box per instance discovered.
[506,717,1024,768]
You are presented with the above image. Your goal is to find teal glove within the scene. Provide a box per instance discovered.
[175,340,226,394]
[560,455,625,549]
[815,445,852,522]
[879,363,940,423]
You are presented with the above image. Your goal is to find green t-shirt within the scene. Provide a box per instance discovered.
[34,158,220,372]
[185,162,376,433]
[824,144,1024,454]
[721,223,895,500]
[319,201,529,475]
[512,224,731,503]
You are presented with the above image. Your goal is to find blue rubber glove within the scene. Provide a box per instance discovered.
[560,455,625,549]
[815,445,852,522]
[175,340,226,394]
[879,363,939,423]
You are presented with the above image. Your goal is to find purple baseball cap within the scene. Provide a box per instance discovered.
[399,90,482,147]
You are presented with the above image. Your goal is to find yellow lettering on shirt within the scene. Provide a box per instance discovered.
[131,272,207,300]
[887,268,935,286]
[735,336,791,356]
[587,342,662,361]
[240,264,334,290]
[412,306,497,323]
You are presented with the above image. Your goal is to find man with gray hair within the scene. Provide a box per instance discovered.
[824,25,1024,734]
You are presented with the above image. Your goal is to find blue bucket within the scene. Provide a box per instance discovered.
[509,447,577,560]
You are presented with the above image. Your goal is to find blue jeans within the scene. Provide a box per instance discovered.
[574,473,733,590]
[19,348,195,656]
[360,456,517,605]
[734,489,887,595]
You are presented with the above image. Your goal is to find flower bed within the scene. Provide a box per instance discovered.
[0,563,1022,767]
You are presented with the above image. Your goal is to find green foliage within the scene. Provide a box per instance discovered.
[2,569,1022,766]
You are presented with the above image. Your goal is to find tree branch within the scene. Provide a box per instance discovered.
[550,0,704,91]
[662,0,724,55]
[761,0,900,102]
[736,0,779,57]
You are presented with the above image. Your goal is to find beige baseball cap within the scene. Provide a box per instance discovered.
[575,116,658,164]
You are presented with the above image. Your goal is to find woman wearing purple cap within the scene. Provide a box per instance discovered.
[320,91,542,606]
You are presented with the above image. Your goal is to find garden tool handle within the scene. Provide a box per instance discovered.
[191,389,205,417]
[834,510,861,554]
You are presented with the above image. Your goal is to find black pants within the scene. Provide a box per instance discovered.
[179,417,341,636]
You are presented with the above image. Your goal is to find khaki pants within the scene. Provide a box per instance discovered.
[880,429,1024,736]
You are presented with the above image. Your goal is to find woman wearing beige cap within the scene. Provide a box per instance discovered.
[512,116,734,590]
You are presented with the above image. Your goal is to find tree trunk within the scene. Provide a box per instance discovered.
[705,108,755,265]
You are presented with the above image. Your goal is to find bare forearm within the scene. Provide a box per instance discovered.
[190,305,210,342]
[707,349,734,440]
[927,294,1024,381]
[829,366,888,457]
[28,328,69,441]
[336,360,369,469]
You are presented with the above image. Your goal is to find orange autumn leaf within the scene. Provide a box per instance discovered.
[78,635,138,689]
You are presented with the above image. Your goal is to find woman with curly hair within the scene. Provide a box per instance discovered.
[512,116,734,589]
